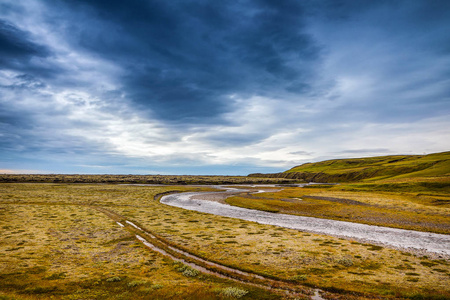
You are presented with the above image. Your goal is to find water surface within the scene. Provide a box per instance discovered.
[161,188,450,256]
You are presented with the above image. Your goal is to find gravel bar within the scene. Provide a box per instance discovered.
[161,189,450,257]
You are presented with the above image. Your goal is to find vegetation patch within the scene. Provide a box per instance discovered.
[106,276,122,282]
[1,182,449,299]
[218,287,249,298]
[250,151,450,183]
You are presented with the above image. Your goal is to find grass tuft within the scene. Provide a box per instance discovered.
[219,287,249,298]
[106,276,122,282]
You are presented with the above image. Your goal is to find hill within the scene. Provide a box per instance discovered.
[249,151,450,182]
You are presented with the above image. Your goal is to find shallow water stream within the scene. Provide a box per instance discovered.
[160,186,450,256]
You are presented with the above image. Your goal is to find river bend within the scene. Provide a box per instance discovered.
[160,188,450,256]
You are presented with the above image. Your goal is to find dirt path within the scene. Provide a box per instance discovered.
[160,188,450,257]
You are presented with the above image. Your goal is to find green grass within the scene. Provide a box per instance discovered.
[249,151,450,182]
[287,151,450,175]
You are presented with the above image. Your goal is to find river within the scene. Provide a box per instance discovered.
[160,186,450,256]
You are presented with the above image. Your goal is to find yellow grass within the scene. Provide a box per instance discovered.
[1,183,449,299]
[0,184,279,300]
[225,185,450,234]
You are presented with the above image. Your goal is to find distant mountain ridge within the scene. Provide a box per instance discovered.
[248,151,450,182]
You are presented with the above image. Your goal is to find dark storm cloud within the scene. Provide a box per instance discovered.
[0,19,55,76]
[1,0,450,174]
[0,20,47,61]
[54,0,320,123]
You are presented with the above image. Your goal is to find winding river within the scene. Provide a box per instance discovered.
[160,186,450,256]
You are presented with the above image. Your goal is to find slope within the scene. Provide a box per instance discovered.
[249,151,450,183]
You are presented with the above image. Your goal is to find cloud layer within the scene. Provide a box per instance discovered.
[1,0,449,174]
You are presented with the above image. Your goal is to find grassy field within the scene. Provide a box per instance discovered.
[249,151,450,182]
[1,183,449,299]
[0,174,295,185]
[286,152,450,176]
[0,184,282,300]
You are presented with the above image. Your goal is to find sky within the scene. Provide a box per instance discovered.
[1,0,449,175]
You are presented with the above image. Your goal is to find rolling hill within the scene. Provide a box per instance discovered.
[249,151,450,182]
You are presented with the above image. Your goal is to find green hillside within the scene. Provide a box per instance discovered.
[249,151,450,182]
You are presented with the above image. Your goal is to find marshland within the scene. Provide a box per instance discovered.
[1,164,449,299]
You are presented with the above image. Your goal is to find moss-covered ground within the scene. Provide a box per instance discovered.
[0,184,280,300]
[1,183,449,299]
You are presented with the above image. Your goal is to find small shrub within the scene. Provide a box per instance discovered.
[175,263,199,277]
[182,268,199,277]
[106,276,122,282]
[220,287,249,298]
[176,264,188,272]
